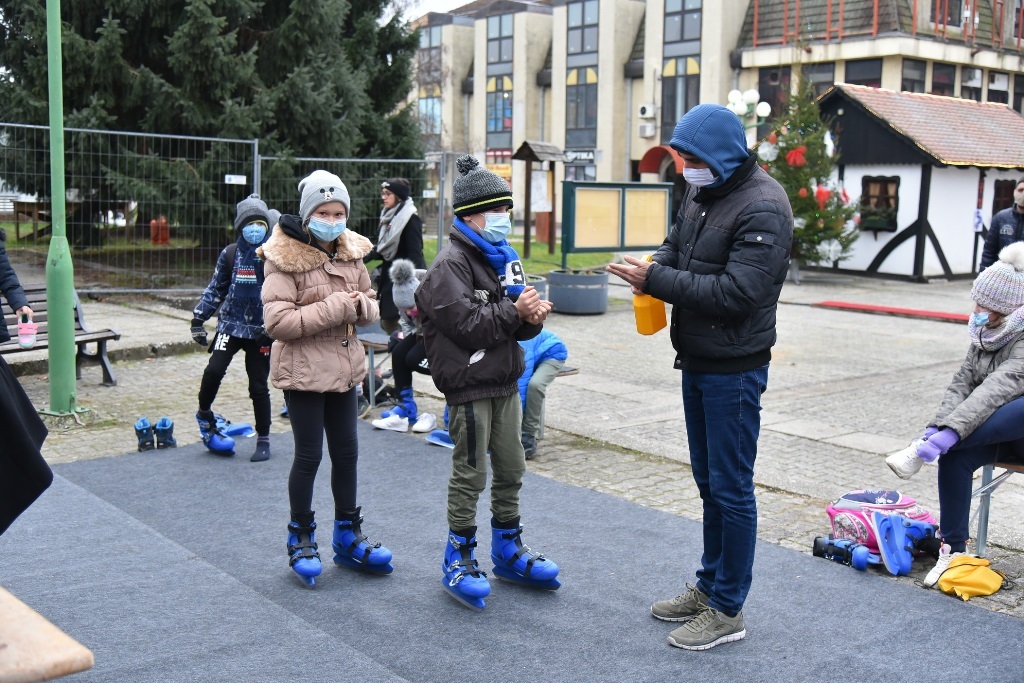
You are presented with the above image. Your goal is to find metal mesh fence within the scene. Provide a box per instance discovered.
[0,123,450,292]
[0,122,257,290]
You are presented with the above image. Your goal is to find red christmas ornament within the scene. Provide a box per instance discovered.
[841,188,850,204]
[786,145,807,167]
[768,132,778,144]
[815,185,832,210]
[798,187,808,198]
[762,164,770,172]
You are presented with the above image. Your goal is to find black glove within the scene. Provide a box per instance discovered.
[190,318,208,346]
[256,327,273,350]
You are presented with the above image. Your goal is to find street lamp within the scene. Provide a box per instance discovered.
[726,88,771,129]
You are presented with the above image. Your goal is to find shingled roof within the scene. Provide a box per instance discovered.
[819,84,1024,169]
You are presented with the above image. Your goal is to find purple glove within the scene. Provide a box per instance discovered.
[916,428,959,463]
[922,426,939,439]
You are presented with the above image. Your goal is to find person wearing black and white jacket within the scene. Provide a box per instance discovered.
[365,178,426,335]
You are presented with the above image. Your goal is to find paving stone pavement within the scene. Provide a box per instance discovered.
[9,269,1024,620]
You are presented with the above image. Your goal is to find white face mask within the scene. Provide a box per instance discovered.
[683,167,716,187]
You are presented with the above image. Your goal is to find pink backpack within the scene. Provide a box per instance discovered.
[826,490,936,555]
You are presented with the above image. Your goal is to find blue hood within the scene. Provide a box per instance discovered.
[669,104,750,188]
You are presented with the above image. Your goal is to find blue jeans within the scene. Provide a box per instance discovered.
[682,365,768,616]
[937,396,1024,552]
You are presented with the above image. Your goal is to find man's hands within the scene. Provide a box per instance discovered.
[190,318,208,346]
[606,255,653,295]
[514,286,552,325]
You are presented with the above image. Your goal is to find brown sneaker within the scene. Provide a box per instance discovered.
[650,583,708,622]
[667,607,746,651]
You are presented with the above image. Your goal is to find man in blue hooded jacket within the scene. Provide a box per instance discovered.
[608,104,793,651]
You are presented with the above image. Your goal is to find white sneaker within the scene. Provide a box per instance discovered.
[372,413,409,432]
[923,544,964,587]
[886,442,924,480]
[412,413,437,433]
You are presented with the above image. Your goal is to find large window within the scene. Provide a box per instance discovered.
[901,59,925,93]
[567,0,599,55]
[1015,75,1024,114]
[487,14,513,64]
[565,165,597,182]
[486,76,513,133]
[845,59,882,88]
[660,57,700,143]
[932,0,963,27]
[418,25,443,83]
[566,68,598,148]
[932,63,956,96]
[860,176,900,232]
[757,65,791,140]
[989,71,1009,104]
[962,67,983,101]
[664,0,701,43]
[803,63,835,97]
[994,179,1018,214]
[418,85,441,136]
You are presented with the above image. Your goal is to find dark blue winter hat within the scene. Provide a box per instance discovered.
[669,104,750,187]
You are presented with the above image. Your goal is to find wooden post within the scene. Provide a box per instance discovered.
[549,166,557,255]
[523,158,533,259]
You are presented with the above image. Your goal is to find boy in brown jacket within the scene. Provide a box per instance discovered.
[416,155,559,610]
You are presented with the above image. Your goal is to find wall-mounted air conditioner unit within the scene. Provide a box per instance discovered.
[638,122,657,138]
[638,103,656,119]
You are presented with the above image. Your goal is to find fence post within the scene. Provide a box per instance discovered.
[44,0,78,415]
[253,139,261,196]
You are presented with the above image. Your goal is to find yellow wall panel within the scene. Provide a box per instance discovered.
[574,188,620,247]
[624,189,670,247]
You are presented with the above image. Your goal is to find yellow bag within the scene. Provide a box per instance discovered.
[936,555,1005,601]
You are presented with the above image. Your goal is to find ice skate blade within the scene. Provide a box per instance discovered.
[332,552,394,574]
[292,572,316,588]
[206,447,235,457]
[441,579,486,610]
[491,565,561,590]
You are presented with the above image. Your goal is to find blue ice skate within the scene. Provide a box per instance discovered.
[490,520,560,590]
[442,530,490,610]
[871,512,937,577]
[214,413,255,438]
[425,429,455,448]
[332,508,393,574]
[287,518,322,587]
[196,410,235,455]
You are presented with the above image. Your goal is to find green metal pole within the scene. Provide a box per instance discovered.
[45,0,77,414]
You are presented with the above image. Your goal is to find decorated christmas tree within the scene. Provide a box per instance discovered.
[756,76,858,266]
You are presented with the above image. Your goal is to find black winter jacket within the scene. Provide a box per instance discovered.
[416,227,541,404]
[645,154,793,373]
[0,229,29,345]
[981,206,1024,270]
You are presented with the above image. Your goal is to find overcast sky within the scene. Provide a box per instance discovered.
[400,0,465,20]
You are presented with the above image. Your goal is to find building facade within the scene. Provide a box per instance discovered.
[411,0,1024,252]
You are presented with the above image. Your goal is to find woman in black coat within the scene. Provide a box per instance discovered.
[365,178,427,334]
[0,228,51,536]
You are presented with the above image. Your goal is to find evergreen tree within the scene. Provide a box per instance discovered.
[0,0,422,247]
[757,75,858,266]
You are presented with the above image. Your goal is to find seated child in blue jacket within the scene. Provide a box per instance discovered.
[517,329,567,459]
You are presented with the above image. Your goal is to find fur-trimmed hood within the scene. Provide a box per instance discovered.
[257,217,374,273]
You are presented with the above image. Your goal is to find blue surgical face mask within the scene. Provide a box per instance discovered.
[307,216,346,242]
[683,166,716,187]
[241,221,268,245]
[480,211,512,244]
[972,311,991,327]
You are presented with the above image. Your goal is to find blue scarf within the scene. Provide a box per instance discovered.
[453,217,526,298]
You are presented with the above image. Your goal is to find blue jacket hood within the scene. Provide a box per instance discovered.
[669,104,750,188]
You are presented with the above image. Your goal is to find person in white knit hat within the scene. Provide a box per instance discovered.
[886,242,1024,586]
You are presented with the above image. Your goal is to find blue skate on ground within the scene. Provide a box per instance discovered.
[490,521,560,590]
[135,417,155,452]
[425,429,455,448]
[287,518,322,587]
[332,508,393,574]
[442,530,490,610]
[154,417,177,449]
[871,512,937,577]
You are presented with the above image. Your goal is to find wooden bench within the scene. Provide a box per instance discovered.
[1,284,122,386]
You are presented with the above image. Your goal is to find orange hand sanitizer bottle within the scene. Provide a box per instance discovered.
[633,255,666,335]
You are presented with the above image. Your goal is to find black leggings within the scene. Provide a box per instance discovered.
[391,334,429,390]
[284,389,358,518]
[197,333,271,436]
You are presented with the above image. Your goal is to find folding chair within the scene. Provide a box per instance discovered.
[971,461,1024,557]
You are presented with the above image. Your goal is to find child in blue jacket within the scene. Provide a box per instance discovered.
[191,194,273,462]
[517,329,567,458]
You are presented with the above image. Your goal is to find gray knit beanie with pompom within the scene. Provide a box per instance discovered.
[451,155,513,217]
